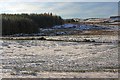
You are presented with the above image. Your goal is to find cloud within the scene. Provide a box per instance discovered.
[0,0,119,2]
[0,2,118,18]
[49,2,118,18]
[0,2,41,13]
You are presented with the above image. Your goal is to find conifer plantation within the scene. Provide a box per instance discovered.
[2,13,64,35]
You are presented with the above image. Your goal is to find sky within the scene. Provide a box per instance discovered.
[0,0,119,19]
[0,0,119,2]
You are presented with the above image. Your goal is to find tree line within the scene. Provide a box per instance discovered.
[2,13,64,35]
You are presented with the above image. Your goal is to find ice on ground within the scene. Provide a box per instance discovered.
[1,35,118,78]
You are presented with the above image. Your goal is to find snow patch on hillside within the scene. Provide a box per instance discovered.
[53,24,111,30]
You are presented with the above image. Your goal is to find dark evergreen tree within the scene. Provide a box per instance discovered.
[2,13,64,36]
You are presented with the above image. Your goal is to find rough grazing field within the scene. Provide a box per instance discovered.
[0,35,119,78]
